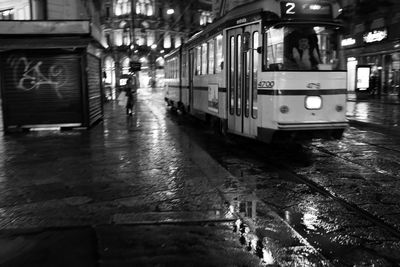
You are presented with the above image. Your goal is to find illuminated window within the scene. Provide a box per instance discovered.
[164,32,171,49]
[215,35,223,73]
[136,0,154,16]
[265,27,284,69]
[208,39,214,74]
[0,9,14,20]
[264,26,342,71]
[182,52,187,78]
[123,28,130,45]
[156,57,165,67]
[195,46,201,75]
[202,43,207,75]
[115,0,131,15]
[175,36,181,48]
[104,57,115,85]
[121,57,130,75]
[114,29,123,46]
[147,30,155,46]
[135,29,145,46]
[199,11,212,25]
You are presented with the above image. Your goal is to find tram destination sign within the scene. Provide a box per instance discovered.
[280,1,332,19]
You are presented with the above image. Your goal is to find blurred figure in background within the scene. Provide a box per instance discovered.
[125,75,138,115]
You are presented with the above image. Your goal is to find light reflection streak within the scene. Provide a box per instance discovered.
[302,206,320,231]
[151,129,160,146]
[262,248,275,265]
[231,196,276,265]
[354,102,369,120]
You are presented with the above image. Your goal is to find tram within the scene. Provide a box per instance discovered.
[164,0,348,142]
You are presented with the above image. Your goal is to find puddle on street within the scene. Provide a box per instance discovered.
[226,193,332,266]
[221,173,397,266]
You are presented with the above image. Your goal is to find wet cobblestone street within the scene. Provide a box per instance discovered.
[0,100,226,228]
[2,90,400,266]
[0,90,264,266]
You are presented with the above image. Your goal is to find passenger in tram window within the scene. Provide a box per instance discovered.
[292,36,321,70]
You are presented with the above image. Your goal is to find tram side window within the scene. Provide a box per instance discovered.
[215,34,223,73]
[170,58,173,78]
[202,43,208,75]
[264,26,342,71]
[177,57,179,77]
[174,57,178,78]
[182,52,187,78]
[195,46,201,75]
[208,39,215,74]
[264,27,284,71]
[177,57,180,78]
[170,59,174,78]
[172,58,175,78]
[168,59,171,78]
[166,60,171,78]
[171,58,174,78]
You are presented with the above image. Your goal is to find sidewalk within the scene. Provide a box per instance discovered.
[346,94,400,130]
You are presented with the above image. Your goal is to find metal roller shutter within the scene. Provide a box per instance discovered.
[86,54,103,126]
[2,50,83,128]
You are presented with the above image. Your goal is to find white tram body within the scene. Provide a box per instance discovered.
[164,0,348,142]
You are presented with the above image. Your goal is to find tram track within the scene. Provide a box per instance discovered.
[162,108,400,265]
[259,149,400,240]
[176,113,400,239]
[224,137,400,265]
[308,142,399,177]
[306,125,400,179]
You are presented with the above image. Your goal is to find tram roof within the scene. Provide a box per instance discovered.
[182,0,341,48]
[164,0,343,58]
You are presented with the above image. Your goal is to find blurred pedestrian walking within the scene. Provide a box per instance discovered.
[125,75,138,116]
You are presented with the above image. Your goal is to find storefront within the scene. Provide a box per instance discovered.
[0,21,104,132]
[343,21,400,98]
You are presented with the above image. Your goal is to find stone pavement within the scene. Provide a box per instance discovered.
[346,94,400,131]
[0,89,313,267]
[0,89,399,266]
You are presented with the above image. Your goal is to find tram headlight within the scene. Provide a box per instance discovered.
[305,96,322,110]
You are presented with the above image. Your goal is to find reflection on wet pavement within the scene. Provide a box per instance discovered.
[172,110,400,266]
[3,89,400,266]
[0,92,234,230]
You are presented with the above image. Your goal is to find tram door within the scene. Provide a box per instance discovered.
[227,24,259,136]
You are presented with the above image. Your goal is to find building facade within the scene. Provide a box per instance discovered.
[101,0,212,99]
[340,0,400,97]
[0,0,105,132]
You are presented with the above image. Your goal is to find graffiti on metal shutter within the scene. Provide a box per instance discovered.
[7,55,68,98]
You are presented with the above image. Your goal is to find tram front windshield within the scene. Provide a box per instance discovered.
[264,25,343,71]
